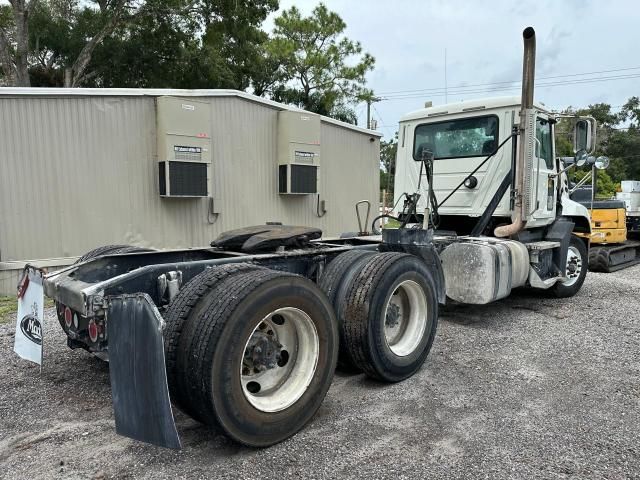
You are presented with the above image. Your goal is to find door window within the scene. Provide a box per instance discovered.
[536,117,554,169]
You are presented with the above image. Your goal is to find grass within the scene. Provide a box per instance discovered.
[383,218,402,229]
[0,296,17,324]
[0,296,54,324]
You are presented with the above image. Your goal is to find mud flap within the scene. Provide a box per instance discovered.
[106,294,181,449]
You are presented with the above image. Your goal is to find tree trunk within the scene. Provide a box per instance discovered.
[0,29,17,84]
[12,0,33,86]
[67,12,121,87]
[64,67,72,88]
[2,0,119,88]
[13,14,29,86]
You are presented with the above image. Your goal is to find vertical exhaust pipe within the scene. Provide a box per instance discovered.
[494,27,536,238]
[520,26,536,110]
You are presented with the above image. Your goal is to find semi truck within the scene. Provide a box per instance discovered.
[17,27,598,449]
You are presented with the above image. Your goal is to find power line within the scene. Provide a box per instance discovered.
[376,65,640,96]
[371,103,389,130]
[379,73,640,101]
[382,73,640,99]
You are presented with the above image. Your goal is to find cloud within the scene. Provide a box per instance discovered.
[268,0,640,136]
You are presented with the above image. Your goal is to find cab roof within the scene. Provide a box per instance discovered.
[400,95,549,122]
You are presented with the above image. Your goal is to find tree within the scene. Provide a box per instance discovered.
[0,0,37,86]
[85,5,202,88]
[1,0,279,88]
[266,3,374,122]
[1,0,141,87]
[582,100,640,184]
[576,102,624,129]
[198,0,278,91]
[555,131,574,157]
[554,99,640,190]
[380,134,397,204]
[621,96,640,127]
[606,128,640,180]
[571,168,618,198]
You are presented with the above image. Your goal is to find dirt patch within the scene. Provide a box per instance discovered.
[1,268,639,479]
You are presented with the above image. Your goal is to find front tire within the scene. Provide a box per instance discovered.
[551,236,588,298]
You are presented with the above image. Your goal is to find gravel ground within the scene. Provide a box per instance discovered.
[1,267,639,480]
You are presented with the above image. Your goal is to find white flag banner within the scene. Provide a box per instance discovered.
[14,268,45,365]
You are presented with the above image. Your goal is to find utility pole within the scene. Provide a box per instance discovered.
[366,96,381,129]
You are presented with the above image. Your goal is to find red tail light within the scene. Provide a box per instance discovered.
[64,307,73,328]
[88,319,99,343]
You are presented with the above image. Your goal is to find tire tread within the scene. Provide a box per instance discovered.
[319,250,375,371]
[163,263,263,419]
[342,252,412,380]
[182,269,290,425]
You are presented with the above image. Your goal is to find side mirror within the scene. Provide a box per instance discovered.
[551,151,587,178]
[573,118,595,153]
[574,149,588,167]
[595,156,609,170]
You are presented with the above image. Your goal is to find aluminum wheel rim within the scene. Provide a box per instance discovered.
[562,246,583,286]
[240,307,319,413]
[383,280,428,357]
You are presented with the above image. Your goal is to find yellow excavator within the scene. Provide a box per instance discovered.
[569,170,640,272]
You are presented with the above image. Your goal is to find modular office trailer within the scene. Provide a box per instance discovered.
[0,89,381,295]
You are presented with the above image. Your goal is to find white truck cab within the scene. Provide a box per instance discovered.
[386,25,602,303]
[393,96,592,236]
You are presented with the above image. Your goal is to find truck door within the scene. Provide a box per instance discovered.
[530,115,557,223]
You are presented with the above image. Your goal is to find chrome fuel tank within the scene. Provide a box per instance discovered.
[440,238,529,304]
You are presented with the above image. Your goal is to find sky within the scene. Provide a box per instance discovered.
[266,0,640,139]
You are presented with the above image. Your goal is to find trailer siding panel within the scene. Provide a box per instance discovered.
[0,93,379,294]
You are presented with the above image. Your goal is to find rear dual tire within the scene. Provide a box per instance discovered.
[321,251,439,382]
[164,266,338,447]
[319,250,376,372]
[164,251,438,445]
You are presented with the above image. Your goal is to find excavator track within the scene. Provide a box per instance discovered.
[588,241,640,272]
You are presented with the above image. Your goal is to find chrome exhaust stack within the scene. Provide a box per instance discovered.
[495,27,536,238]
[520,26,536,110]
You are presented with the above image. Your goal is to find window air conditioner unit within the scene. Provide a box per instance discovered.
[156,96,212,198]
[277,110,320,195]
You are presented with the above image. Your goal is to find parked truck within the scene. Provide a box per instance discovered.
[17,27,598,449]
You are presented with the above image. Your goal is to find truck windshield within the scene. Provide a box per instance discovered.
[413,115,499,160]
